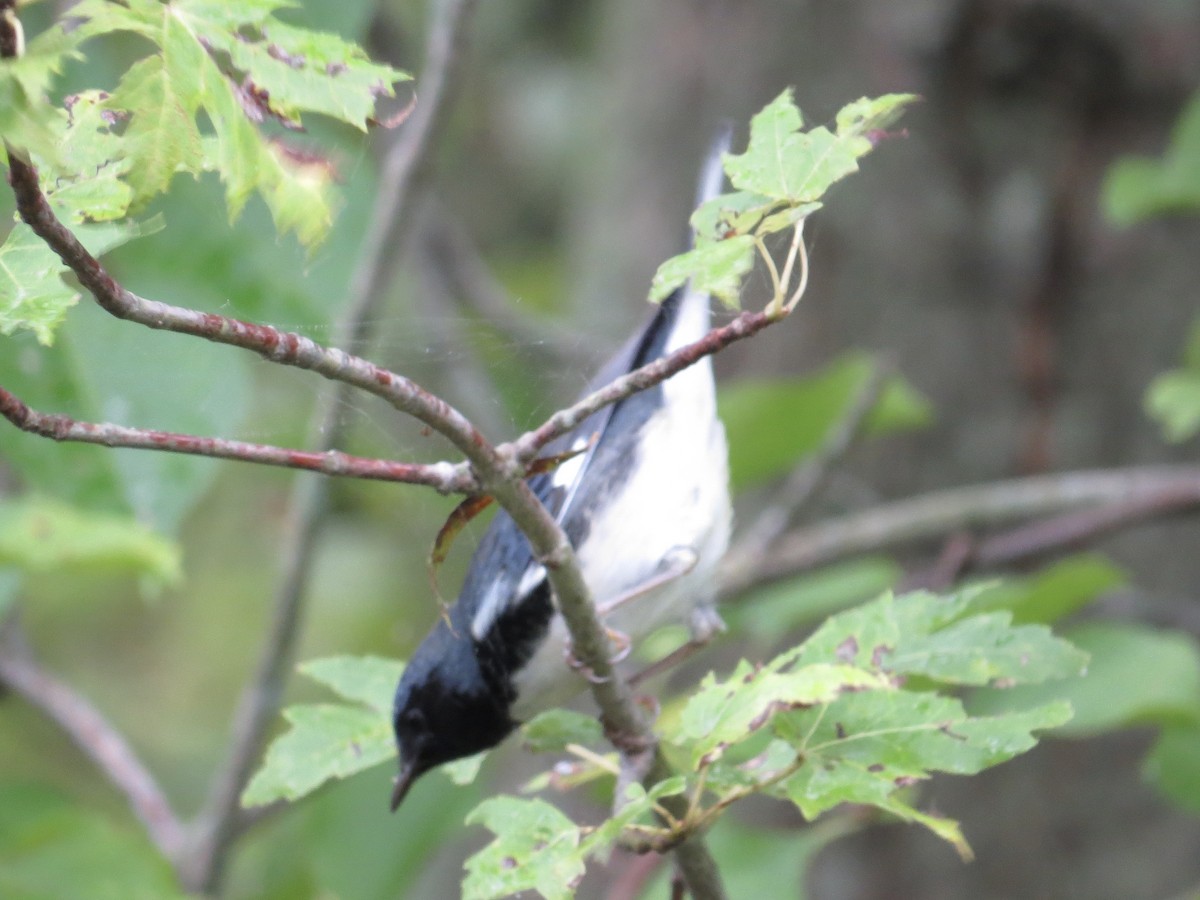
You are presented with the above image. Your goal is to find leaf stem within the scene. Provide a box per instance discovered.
[784,226,810,311]
[755,235,784,314]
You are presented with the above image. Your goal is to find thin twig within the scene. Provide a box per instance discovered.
[0,386,474,492]
[973,486,1200,568]
[421,200,581,364]
[7,97,760,900]
[510,307,779,463]
[9,155,490,461]
[182,0,481,891]
[0,626,186,862]
[721,465,1200,597]
[3,7,736,895]
[728,358,890,560]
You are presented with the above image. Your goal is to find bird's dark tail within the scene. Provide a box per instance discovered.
[643,124,734,362]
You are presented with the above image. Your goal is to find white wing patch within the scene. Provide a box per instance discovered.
[470,581,507,641]
[470,562,548,641]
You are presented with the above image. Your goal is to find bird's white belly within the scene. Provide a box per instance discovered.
[511,359,731,719]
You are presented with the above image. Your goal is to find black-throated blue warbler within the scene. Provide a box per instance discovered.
[390,134,733,810]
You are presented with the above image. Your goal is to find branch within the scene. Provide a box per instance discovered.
[183,0,482,891]
[722,465,1200,596]
[0,385,475,492]
[9,154,495,463]
[509,308,778,463]
[727,358,890,561]
[1,6,741,895]
[973,484,1200,567]
[421,201,582,364]
[0,624,186,862]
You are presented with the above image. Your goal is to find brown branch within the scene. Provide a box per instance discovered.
[182,0,482,892]
[0,385,475,492]
[7,156,490,463]
[973,486,1200,568]
[2,7,733,896]
[723,465,1200,597]
[0,625,186,862]
[510,308,778,464]
[727,358,890,564]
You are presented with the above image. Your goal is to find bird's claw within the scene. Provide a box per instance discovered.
[564,626,632,681]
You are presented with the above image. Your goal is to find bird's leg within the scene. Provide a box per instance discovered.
[628,604,725,688]
[565,546,702,683]
[595,546,699,618]
[563,625,632,682]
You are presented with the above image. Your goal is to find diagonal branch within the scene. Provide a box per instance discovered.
[727,358,890,565]
[182,0,482,891]
[0,385,475,491]
[722,465,1200,597]
[509,307,778,464]
[0,623,186,862]
[8,153,491,463]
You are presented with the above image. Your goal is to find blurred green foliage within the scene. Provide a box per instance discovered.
[1104,90,1200,225]
[1,3,1199,899]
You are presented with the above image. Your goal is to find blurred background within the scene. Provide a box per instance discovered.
[2,0,1200,897]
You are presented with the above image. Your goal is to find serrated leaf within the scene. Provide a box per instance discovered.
[0,73,61,166]
[689,190,777,241]
[0,20,93,164]
[463,797,584,900]
[834,94,919,141]
[886,611,1088,686]
[201,16,408,130]
[0,225,82,345]
[40,91,135,222]
[241,703,393,806]
[675,662,887,767]
[63,0,406,246]
[724,89,915,205]
[522,709,605,754]
[105,41,206,202]
[778,691,1069,851]
[970,621,1200,735]
[299,654,404,712]
[244,654,409,806]
[0,217,160,345]
[783,589,968,673]
[649,91,911,308]
[0,495,181,584]
[648,234,755,308]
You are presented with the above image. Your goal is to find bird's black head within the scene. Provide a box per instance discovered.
[389,620,516,811]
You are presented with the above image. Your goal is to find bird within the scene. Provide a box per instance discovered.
[390,132,734,811]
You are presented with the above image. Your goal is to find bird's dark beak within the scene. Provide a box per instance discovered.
[390,759,419,812]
